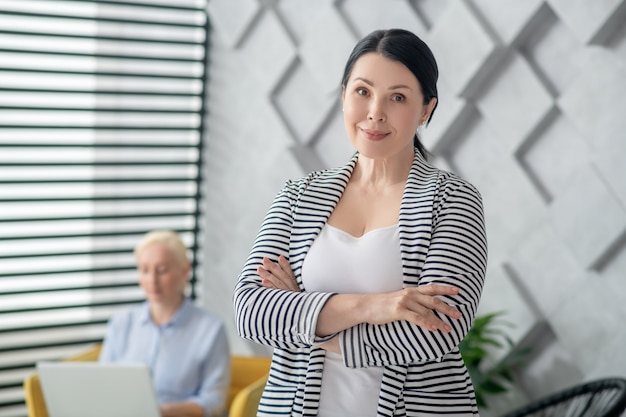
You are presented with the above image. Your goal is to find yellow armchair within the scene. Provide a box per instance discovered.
[23,343,103,417]
[23,344,271,417]
[227,356,271,417]
[228,374,269,417]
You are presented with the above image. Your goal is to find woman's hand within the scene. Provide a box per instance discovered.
[363,285,462,332]
[258,256,300,292]
[160,401,205,417]
[316,284,462,336]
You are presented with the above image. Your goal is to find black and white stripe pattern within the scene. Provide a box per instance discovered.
[234,151,487,416]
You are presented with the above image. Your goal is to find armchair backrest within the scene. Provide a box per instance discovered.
[229,374,269,417]
[227,355,272,409]
[23,343,102,417]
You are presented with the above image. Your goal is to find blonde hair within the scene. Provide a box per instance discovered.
[134,230,190,267]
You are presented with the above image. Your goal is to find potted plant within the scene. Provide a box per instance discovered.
[459,311,530,409]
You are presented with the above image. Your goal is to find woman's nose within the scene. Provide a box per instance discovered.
[142,271,158,284]
[368,99,386,122]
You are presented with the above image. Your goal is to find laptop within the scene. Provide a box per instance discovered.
[37,362,161,417]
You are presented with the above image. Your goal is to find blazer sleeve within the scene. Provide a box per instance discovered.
[340,177,487,368]
[233,180,336,349]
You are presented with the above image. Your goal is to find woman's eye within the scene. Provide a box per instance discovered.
[391,94,405,102]
[356,87,368,96]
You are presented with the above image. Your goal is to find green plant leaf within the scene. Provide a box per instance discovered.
[473,336,505,348]
[474,391,486,408]
[496,368,514,382]
[480,380,509,394]
[459,311,532,410]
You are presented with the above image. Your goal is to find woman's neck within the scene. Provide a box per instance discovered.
[149,295,185,326]
[353,148,414,190]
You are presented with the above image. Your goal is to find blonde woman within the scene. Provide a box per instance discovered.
[101,230,230,417]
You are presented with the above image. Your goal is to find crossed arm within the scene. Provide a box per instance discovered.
[235,178,486,366]
[258,255,462,354]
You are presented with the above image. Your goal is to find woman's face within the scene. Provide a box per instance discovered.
[342,52,435,159]
[137,242,189,306]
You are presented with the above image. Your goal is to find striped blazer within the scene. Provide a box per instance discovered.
[234,150,487,416]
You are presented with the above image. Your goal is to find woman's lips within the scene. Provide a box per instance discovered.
[360,128,389,141]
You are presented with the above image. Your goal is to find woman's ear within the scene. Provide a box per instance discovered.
[421,97,438,124]
[180,262,192,293]
[180,262,192,283]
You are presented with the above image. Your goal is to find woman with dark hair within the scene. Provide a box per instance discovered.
[234,29,487,416]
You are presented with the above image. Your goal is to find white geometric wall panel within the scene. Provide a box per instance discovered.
[202,0,626,413]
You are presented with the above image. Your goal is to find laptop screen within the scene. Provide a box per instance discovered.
[37,362,161,417]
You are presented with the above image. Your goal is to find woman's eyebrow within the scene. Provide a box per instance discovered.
[389,84,413,91]
[353,77,413,91]
[353,77,373,86]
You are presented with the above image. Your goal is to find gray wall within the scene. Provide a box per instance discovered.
[200,0,626,412]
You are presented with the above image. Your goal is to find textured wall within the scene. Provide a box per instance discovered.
[201,0,626,411]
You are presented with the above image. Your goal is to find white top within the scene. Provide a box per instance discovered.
[301,223,403,417]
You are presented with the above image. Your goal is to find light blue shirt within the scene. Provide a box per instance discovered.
[99,299,230,416]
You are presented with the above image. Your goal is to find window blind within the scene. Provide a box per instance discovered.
[0,1,209,415]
